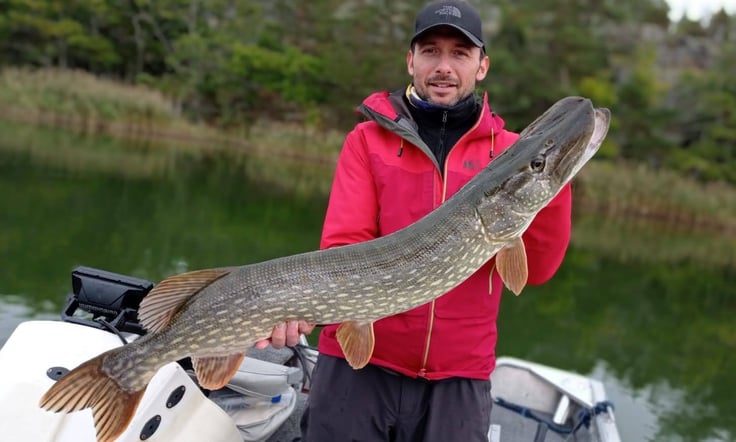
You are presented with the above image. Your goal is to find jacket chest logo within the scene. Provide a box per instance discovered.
[463,159,482,171]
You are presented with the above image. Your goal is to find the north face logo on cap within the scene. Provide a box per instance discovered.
[435,5,462,19]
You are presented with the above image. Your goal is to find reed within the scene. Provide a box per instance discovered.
[574,161,736,236]
[0,67,227,145]
[0,68,172,122]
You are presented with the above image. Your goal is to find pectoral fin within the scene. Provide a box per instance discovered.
[336,321,375,369]
[496,237,528,296]
[192,352,246,390]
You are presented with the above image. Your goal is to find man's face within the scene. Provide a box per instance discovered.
[407,26,489,107]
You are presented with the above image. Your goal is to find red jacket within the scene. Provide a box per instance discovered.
[317,90,572,380]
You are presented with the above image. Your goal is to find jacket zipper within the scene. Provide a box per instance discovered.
[418,111,448,377]
[417,105,489,377]
[437,110,448,164]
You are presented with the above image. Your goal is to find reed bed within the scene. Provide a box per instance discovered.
[0,67,230,148]
[575,161,736,236]
[0,68,174,122]
[2,66,735,232]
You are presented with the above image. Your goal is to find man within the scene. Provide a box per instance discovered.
[258,1,572,440]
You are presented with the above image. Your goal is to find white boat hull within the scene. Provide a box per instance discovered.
[0,321,242,442]
[0,320,621,442]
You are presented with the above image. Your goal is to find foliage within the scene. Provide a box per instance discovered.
[609,45,677,165]
[667,42,736,182]
[0,0,735,183]
[486,0,613,129]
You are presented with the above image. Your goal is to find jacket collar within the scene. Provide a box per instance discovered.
[358,89,506,139]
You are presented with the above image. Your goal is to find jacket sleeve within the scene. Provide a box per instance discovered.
[320,127,380,250]
[521,183,572,285]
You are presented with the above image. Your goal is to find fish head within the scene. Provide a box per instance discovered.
[526,96,611,187]
[475,96,610,241]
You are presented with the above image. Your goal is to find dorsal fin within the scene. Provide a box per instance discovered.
[192,352,247,390]
[496,237,529,296]
[138,268,233,333]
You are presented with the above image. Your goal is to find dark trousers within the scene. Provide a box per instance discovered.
[300,355,492,442]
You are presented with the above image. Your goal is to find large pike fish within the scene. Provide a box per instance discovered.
[40,96,610,441]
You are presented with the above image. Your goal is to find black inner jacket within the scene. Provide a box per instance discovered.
[402,92,481,170]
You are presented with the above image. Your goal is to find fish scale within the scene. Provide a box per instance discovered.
[39,96,611,442]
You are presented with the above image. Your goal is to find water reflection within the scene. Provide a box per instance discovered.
[0,122,328,318]
[0,296,57,347]
[497,219,736,441]
[589,361,659,441]
[1,120,735,441]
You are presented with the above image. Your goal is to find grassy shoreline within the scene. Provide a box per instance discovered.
[2,67,735,234]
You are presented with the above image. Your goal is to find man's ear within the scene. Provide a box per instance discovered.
[476,55,490,81]
[407,50,415,76]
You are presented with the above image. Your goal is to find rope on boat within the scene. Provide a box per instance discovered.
[493,396,614,437]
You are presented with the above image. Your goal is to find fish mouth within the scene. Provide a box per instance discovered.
[583,107,610,163]
[549,101,610,182]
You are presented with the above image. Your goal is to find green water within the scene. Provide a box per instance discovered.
[0,120,734,441]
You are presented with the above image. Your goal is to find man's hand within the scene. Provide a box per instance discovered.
[254,320,316,349]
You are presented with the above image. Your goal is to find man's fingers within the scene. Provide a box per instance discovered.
[299,320,316,335]
[255,320,315,350]
[270,322,287,348]
[285,320,300,346]
[254,339,271,350]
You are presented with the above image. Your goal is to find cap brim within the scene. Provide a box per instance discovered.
[412,24,484,49]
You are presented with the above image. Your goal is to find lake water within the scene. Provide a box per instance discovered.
[1,119,734,441]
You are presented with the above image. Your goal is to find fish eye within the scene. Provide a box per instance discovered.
[530,156,545,171]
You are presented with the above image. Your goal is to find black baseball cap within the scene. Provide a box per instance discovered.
[411,1,485,50]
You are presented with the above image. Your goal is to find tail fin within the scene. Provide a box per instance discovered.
[39,353,145,442]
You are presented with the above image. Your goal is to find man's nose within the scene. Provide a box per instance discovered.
[434,54,453,74]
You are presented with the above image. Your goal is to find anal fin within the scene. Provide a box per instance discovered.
[192,352,246,390]
[336,320,375,369]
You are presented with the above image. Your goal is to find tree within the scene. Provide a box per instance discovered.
[486,0,611,130]
[0,0,118,69]
[669,42,736,182]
